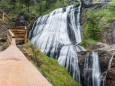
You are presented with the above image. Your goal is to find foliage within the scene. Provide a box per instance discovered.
[81,1,115,48]
[18,42,79,86]
[94,2,115,26]
[83,9,103,41]
[80,39,97,49]
[0,0,79,27]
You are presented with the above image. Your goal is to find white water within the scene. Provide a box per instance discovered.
[30,4,85,82]
[83,51,101,86]
[83,52,92,86]
[92,52,101,86]
[108,52,115,69]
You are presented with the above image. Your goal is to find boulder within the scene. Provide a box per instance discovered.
[106,68,115,86]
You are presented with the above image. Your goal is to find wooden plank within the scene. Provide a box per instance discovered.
[0,9,10,24]
[10,29,26,31]
[7,35,12,41]
[10,26,26,30]
[24,30,27,43]
[10,29,26,33]
[12,32,26,34]
[16,38,25,41]
[14,34,25,37]
[7,35,12,45]
[11,30,26,33]
[8,30,15,38]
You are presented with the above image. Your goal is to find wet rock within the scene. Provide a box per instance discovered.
[78,44,115,86]
[106,68,115,86]
[78,51,87,74]
[91,42,108,50]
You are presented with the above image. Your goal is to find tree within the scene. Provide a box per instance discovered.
[23,0,32,12]
[10,0,16,9]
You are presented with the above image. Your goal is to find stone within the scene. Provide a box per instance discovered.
[106,68,115,86]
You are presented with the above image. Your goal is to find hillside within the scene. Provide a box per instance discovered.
[18,43,79,86]
[81,1,115,49]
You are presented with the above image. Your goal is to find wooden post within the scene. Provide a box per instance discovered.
[24,26,27,43]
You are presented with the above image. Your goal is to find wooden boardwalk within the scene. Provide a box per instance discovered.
[0,9,52,86]
[0,44,52,86]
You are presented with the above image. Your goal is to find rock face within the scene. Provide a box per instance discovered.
[0,23,8,51]
[106,68,115,86]
[95,45,115,86]
[78,44,115,86]
[101,20,115,45]
[91,42,108,50]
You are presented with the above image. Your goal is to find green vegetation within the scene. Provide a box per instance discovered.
[81,1,115,48]
[83,11,102,40]
[95,2,115,27]
[0,0,79,18]
[18,42,79,86]
[0,0,79,27]
[81,9,102,48]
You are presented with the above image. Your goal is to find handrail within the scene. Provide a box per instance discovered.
[9,26,27,44]
[7,29,16,46]
[0,9,10,24]
[0,9,27,45]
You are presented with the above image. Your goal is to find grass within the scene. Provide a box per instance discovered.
[18,42,79,86]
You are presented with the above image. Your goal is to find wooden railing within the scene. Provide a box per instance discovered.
[0,9,10,24]
[7,29,15,46]
[0,9,27,45]
[9,26,27,44]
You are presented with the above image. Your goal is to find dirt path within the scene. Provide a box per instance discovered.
[0,44,52,86]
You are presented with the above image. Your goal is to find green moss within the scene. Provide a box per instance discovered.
[18,42,79,86]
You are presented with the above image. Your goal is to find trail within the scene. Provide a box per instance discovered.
[0,39,52,86]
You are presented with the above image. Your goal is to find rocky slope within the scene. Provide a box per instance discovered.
[0,23,8,51]
[80,2,115,86]
[79,44,115,86]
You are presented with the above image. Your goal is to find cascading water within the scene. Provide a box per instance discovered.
[92,52,101,86]
[29,4,85,82]
[83,53,92,86]
[83,51,101,86]
[108,52,115,69]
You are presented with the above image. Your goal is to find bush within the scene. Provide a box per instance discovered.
[83,10,103,41]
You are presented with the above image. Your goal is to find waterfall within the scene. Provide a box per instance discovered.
[29,4,85,82]
[83,51,101,86]
[108,52,115,69]
[92,52,101,86]
[83,53,93,86]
